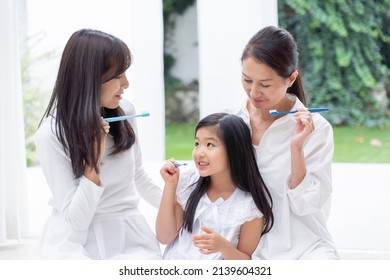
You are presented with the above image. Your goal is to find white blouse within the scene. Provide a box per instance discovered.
[34,99,162,259]
[225,97,339,259]
[163,167,263,260]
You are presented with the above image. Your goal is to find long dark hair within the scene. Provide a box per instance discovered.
[40,29,135,178]
[182,113,274,234]
[241,25,307,106]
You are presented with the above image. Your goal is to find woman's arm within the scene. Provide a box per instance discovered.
[156,161,184,244]
[35,118,104,230]
[289,108,315,189]
[133,137,163,208]
[288,112,334,215]
[83,117,109,185]
[122,99,163,208]
[192,218,263,260]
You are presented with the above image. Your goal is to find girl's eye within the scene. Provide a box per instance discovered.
[244,79,252,84]
[207,143,214,147]
[194,142,199,147]
[261,83,270,88]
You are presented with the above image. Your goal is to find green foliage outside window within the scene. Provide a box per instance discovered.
[162,0,196,84]
[279,0,390,127]
[162,0,197,123]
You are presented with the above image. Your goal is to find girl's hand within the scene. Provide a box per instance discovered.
[291,108,314,148]
[192,226,229,255]
[160,159,180,186]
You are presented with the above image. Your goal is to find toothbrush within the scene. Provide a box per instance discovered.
[174,162,188,167]
[269,108,330,116]
[103,112,150,122]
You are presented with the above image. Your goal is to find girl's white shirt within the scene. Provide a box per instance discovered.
[225,97,339,259]
[163,167,263,260]
[34,99,162,259]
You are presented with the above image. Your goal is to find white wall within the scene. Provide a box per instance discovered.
[26,0,165,161]
[126,0,165,161]
[197,0,278,117]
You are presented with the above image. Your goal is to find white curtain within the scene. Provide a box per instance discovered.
[0,0,29,243]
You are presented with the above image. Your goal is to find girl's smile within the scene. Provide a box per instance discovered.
[192,127,230,179]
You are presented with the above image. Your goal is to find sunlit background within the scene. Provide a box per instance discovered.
[1,0,389,261]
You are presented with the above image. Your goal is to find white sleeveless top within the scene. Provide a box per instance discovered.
[163,166,263,260]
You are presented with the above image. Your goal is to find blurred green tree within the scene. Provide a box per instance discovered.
[279,0,390,127]
[21,33,57,165]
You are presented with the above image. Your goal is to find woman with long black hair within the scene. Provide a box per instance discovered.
[35,29,162,259]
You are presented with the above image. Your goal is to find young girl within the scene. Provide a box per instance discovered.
[35,29,162,259]
[156,113,274,260]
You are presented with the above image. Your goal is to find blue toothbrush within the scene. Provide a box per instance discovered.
[103,112,150,122]
[269,108,330,116]
[174,162,188,167]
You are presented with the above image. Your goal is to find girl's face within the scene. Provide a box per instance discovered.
[192,126,230,178]
[241,57,297,110]
[100,72,129,109]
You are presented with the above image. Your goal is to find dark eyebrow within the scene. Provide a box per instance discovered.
[242,72,272,82]
[195,136,218,142]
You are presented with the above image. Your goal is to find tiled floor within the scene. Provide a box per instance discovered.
[1,162,390,260]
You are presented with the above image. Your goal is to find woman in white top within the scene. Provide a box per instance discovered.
[156,113,274,260]
[225,26,339,259]
[35,29,162,259]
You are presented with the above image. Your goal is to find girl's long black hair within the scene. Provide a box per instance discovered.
[182,113,274,234]
[39,29,135,178]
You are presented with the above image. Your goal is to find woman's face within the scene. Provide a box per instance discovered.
[241,57,296,110]
[100,72,129,109]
